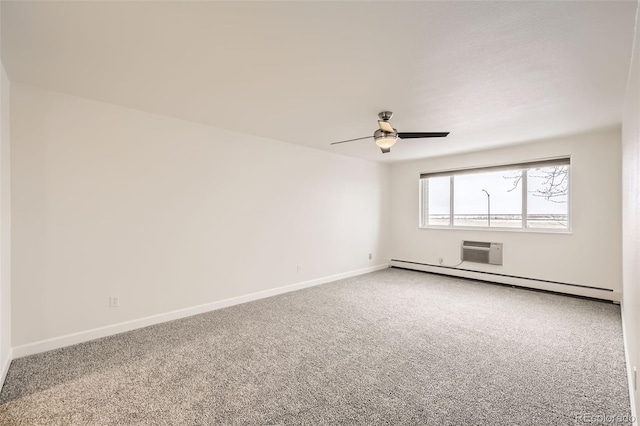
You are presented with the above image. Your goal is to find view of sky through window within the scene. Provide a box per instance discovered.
[422,163,569,230]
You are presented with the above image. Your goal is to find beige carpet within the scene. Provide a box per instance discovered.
[0,268,633,425]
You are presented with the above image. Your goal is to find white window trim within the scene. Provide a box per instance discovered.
[419,157,572,233]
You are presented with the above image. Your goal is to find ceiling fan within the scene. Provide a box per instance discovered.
[330,111,449,153]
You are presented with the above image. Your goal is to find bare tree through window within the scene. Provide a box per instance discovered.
[504,166,568,202]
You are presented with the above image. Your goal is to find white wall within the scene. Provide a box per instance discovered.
[10,84,389,348]
[389,128,622,300]
[622,3,640,417]
[0,62,11,383]
[0,0,12,385]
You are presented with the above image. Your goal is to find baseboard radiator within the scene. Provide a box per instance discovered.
[388,259,617,302]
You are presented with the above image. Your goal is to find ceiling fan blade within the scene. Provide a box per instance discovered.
[330,136,373,145]
[378,120,394,133]
[397,132,450,139]
[381,147,391,154]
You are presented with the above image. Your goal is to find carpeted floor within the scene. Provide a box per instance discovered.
[0,268,632,425]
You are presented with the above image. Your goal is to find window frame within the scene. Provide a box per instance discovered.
[419,157,571,233]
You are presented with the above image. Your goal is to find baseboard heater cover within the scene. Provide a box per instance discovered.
[389,259,613,295]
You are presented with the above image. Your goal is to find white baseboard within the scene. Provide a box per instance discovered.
[0,348,13,392]
[12,263,389,359]
[621,303,638,425]
[389,260,620,302]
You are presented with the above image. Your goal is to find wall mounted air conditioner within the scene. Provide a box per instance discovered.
[461,241,503,265]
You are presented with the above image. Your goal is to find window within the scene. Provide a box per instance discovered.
[420,158,570,231]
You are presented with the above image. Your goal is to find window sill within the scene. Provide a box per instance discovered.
[419,225,573,235]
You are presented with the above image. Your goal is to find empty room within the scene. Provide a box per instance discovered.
[0,1,639,424]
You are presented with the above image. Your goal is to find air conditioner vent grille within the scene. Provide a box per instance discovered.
[461,241,503,265]
[462,241,491,248]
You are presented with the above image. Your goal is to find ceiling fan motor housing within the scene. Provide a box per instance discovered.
[374,128,398,149]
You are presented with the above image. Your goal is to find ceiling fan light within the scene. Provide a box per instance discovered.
[374,133,398,149]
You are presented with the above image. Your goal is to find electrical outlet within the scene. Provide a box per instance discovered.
[109,296,119,308]
[368,253,373,260]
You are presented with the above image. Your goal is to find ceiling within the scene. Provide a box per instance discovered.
[1,1,637,162]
